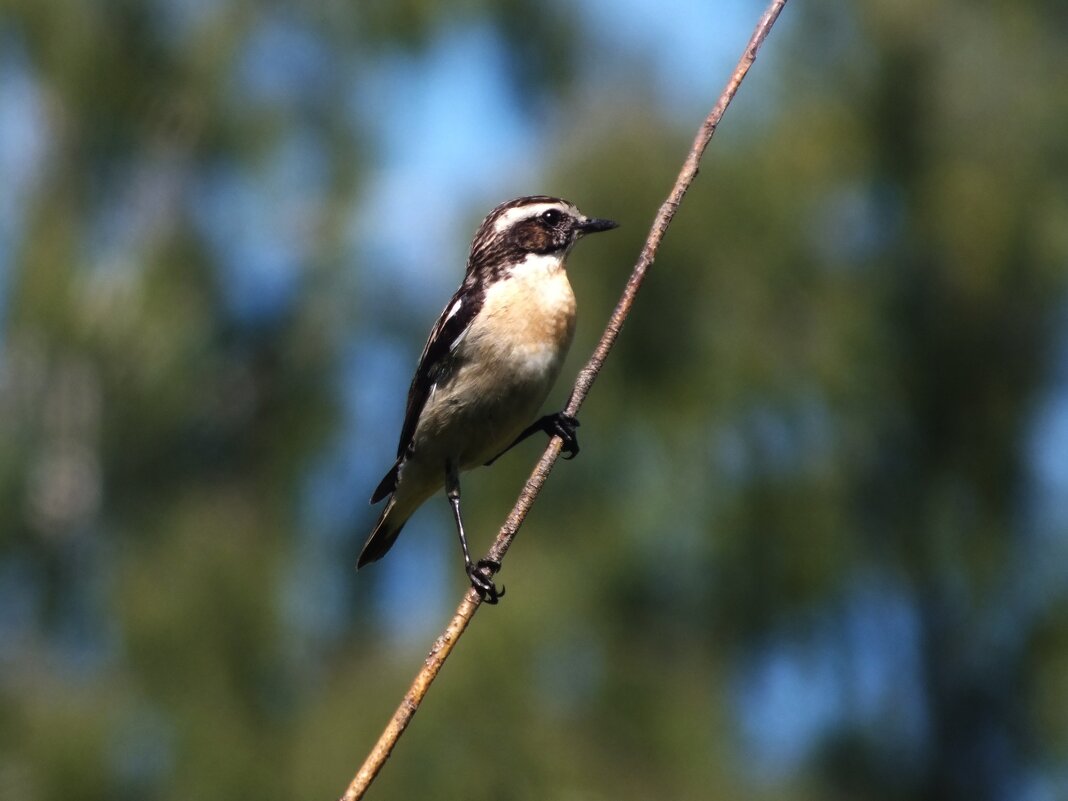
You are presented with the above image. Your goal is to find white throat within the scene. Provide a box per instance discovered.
[505,251,567,280]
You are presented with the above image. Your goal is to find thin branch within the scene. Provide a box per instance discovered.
[338,2,790,797]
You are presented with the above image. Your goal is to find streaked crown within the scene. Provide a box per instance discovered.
[467,195,617,280]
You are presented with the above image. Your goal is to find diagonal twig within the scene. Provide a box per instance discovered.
[339,1,790,797]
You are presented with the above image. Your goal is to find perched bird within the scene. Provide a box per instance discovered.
[359,195,618,602]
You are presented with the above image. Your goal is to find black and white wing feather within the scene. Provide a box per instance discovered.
[369,278,484,502]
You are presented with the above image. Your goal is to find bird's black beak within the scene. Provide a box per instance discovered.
[577,217,619,235]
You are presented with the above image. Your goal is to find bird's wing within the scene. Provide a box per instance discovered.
[394,278,485,460]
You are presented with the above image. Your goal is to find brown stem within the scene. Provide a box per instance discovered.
[339,2,790,797]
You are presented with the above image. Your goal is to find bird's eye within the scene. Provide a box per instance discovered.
[540,209,562,226]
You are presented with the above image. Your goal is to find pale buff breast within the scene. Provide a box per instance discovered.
[475,253,577,374]
[411,254,577,467]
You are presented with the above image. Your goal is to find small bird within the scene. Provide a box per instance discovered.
[359,195,618,602]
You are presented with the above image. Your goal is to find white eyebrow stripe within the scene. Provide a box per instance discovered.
[492,202,574,233]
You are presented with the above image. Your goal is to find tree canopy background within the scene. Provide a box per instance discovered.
[2,2,1067,800]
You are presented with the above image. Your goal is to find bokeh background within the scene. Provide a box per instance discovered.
[2,1,1068,799]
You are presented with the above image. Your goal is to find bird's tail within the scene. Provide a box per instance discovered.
[357,496,408,568]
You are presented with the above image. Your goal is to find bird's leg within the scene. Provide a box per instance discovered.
[484,412,581,465]
[445,460,504,604]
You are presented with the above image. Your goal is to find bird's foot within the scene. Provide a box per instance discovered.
[545,413,580,459]
[467,558,505,604]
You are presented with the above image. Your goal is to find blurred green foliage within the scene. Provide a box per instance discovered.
[1,2,1067,801]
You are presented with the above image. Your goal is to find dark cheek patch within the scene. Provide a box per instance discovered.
[511,220,554,253]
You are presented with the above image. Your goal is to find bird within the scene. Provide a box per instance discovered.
[358,195,618,603]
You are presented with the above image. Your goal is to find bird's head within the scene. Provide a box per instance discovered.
[468,195,617,279]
